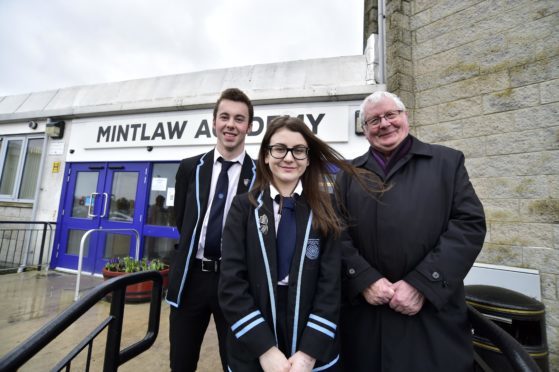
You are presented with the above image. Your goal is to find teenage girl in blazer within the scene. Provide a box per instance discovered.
[218,116,378,372]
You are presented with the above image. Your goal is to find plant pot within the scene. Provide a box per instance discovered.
[102,268,169,303]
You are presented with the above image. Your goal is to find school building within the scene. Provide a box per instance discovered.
[0,0,557,367]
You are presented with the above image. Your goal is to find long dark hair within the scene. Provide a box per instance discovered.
[250,116,381,237]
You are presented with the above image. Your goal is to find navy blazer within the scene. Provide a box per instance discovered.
[166,149,256,307]
[218,190,340,371]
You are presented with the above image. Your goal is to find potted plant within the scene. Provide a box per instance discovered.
[102,256,170,302]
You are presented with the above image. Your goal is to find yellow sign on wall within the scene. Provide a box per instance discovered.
[52,161,60,173]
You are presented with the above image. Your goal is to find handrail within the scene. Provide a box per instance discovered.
[0,221,56,272]
[467,304,541,371]
[75,228,140,301]
[0,270,163,371]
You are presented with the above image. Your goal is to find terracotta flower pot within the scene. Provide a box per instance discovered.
[102,268,169,303]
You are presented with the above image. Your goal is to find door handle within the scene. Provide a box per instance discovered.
[108,166,125,170]
[88,166,104,170]
[101,192,109,218]
[87,192,100,217]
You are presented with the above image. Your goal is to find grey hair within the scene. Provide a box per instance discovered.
[359,91,406,126]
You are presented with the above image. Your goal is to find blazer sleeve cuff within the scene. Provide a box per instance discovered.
[298,315,338,361]
[232,316,277,358]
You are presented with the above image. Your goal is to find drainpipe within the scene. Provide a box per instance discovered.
[364,0,387,85]
[378,0,387,84]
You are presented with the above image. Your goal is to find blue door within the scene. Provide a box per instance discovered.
[54,162,148,274]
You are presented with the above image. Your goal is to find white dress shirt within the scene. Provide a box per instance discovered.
[196,149,246,259]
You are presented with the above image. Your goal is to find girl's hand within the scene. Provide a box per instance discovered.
[288,351,316,372]
[259,346,291,372]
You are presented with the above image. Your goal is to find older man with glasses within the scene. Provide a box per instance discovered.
[337,91,486,371]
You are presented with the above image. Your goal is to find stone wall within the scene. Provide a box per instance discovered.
[370,0,559,367]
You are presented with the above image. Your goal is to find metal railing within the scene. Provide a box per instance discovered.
[468,304,541,371]
[0,270,163,371]
[0,221,55,273]
[75,228,140,301]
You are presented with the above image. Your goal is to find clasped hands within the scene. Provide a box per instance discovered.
[259,347,316,372]
[362,278,424,316]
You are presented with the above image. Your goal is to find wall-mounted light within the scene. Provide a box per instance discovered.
[354,110,364,135]
[45,120,65,139]
[28,121,38,130]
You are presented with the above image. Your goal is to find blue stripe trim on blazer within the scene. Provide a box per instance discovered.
[307,322,335,339]
[313,354,339,371]
[254,191,278,345]
[291,213,313,356]
[309,314,337,330]
[231,310,261,331]
[166,151,209,308]
[235,317,266,339]
[249,160,256,190]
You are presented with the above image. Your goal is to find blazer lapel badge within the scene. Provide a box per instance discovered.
[305,238,320,260]
[259,214,269,235]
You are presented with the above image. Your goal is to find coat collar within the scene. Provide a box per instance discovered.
[353,135,433,179]
[238,154,256,193]
[255,189,279,283]
[197,149,256,209]
[254,188,312,283]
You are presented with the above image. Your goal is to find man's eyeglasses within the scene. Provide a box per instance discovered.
[268,145,309,160]
[363,110,403,127]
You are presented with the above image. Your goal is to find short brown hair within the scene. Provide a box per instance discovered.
[213,88,254,124]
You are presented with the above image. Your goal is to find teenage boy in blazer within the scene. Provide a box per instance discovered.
[167,88,257,372]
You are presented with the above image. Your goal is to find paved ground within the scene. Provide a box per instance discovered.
[0,270,221,371]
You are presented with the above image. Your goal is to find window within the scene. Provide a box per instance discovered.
[146,163,177,227]
[0,136,45,201]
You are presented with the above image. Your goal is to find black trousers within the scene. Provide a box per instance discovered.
[169,260,227,372]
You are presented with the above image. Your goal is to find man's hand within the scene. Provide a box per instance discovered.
[389,280,424,315]
[259,347,291,372]
[362,277,394,305]
[288,351,316,372]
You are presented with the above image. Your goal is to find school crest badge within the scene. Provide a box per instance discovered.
[305,239,320,260]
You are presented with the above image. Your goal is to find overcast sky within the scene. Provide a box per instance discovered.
[0,0,364,97]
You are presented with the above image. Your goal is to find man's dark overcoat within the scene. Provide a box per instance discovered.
[337,136,486,372]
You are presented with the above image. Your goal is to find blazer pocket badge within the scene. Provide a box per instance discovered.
[243,178,250,187]
[305,238,320,260]
[259,214,269,235]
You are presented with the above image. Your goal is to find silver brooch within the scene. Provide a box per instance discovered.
[259,214,269,235]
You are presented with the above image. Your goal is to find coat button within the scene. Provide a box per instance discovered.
[348,268,356,275]
[432,271,440,279]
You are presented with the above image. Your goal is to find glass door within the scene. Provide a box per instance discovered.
[55,162,148,273]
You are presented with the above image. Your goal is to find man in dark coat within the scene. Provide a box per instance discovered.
[166,88,256,371]
[337,91,486,371]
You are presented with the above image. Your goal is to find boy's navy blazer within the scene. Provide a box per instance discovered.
[166,149,256,308]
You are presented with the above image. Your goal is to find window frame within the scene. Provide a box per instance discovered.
[0,134,47,202]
